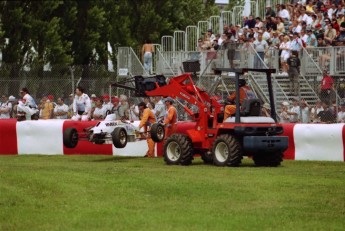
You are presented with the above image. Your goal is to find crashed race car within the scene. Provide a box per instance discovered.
[63,114,165,149]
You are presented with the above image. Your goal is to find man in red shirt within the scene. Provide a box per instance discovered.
[320,70,334,105]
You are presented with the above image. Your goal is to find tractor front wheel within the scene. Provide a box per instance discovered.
[163,134,194,165]
[212,134,242,167]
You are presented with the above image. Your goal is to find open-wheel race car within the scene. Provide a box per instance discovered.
[63,115,165,149]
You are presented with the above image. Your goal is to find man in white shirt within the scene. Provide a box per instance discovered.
[287,98,300,123]
[153,96,165,120]
[252,33,268,68]
[92,98,107,120]
[17,87,39,120]
[72,86,91,121]
[0,95,12,119]
[102,94,113,112]
[54,97,69,119]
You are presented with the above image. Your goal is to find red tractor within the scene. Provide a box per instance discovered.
[114,68,288,167]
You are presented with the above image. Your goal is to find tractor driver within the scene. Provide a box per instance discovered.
[223,79,255,121]
[163,97,177,140]
[138,102,156,157]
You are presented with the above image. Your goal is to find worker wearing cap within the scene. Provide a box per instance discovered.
[163,97,177,139]
[138,102,156,157]
[224,79,255,121]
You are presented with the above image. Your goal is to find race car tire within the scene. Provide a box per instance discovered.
[163,134,194,165]
[150,123,165,142]
[212,134,242,167]
[112,127,127,148]
[63,127,78,148]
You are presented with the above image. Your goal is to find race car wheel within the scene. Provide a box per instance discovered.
[63,128,78,148]
[150,123,165,142]
[163,134,194,165]
[112,127,127,148]
[253,152,283,167]
[212,134,242,167]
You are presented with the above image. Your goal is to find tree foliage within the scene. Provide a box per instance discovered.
[0,0,220,70]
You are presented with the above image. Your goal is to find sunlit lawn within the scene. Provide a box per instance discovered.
[0,155,345,231]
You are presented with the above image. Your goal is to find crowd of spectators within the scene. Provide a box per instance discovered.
[197,0,345,73]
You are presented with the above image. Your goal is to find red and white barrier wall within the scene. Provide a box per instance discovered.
[0,119,344,161]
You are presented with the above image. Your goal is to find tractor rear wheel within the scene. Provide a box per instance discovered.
[212,134,242,167]
[112,127,127,148]
[63,128,78,148]
[163,134,194,165]
[253,152,283,167]
[150,123,165,142]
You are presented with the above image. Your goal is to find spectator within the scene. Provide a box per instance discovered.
[287,97,300,123]
[276,17,286,33]
[245,15,256,29]
[0,95,12,119]
[310,100,324,123]
[102,94,113,112]
[261,103,271,117]
[39,96,54,119]
[142,39,154,74]
[253,32,268,68]
[337,102,345,123]
[279,35,291,75]
[8,95,17,118]
[128,98,139,121]
[207,29,215,42]
[255,17,264,28]
[324,23,337,44]
[320,70,334,105]
[111,96,120,118]
[287,50,301,96]
[317,102,335,123]
[53,97,69,119]
[92,98,107,120]
[17,87,39,120]
[153,96,165,120]
[71,86,91,121]
[278,4,291,21]
[118,95,129,120]
[306,29,317,47]
[279,101,291,123]
[289,32,304,53]
[300,99,310,123]
[266,5,276,18]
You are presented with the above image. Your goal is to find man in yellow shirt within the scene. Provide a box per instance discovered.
[138,102,156,157]
[39,96,54,119]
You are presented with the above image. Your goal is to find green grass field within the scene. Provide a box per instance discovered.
[0,155,345,231]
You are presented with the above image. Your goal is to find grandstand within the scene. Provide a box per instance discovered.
[117,0,345,112]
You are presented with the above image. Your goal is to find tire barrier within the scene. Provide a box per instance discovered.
[0,120,344,161]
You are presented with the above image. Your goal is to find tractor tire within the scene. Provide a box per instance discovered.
[112,127,127,148]
[200,151,213,164]
[212,134,242,167]
[163,134,194,166]
[150,123,165,143]
[63,128,78,148]
[253,152,283,167]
